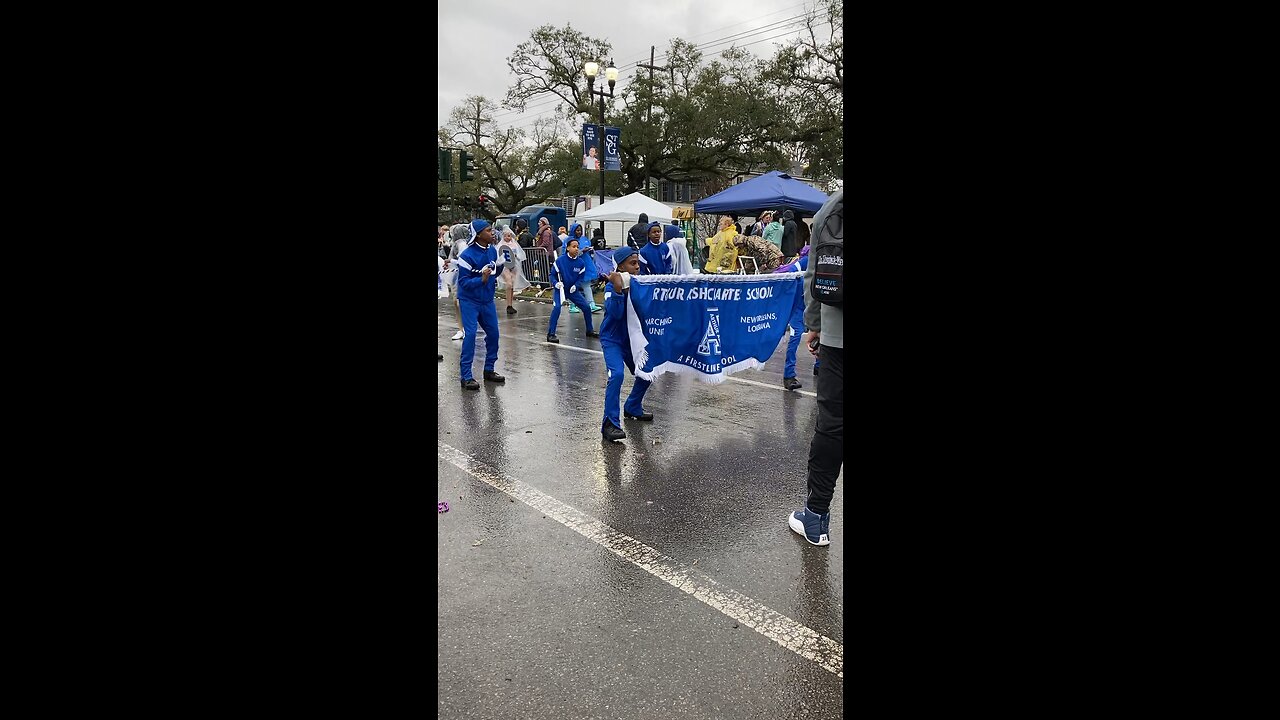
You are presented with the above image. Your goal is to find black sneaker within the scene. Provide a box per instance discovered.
[437,354,444,361]
[506,306,517,315]
[602,424,627,442]
[546,334,559,343]
[586,330,600,338]
[461,379,480,390]
[783,377,801,390]
[483,371,506,383]
[624,411,654,421]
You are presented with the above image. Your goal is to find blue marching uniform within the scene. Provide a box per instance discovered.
[637,240,673,275]
[600,277,652,431]
[565,223,599,314]
[778,255,809,379]
[548,251,597,335]
[456,241,502,381]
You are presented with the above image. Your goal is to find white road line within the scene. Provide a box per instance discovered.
[541,342,600,355]
[438,442,843,679]
[716,374,818,398]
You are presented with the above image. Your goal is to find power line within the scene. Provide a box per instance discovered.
[487,10,814,121]
[479,12,833,133]
[611,1,811,65]
[491,25,827,134]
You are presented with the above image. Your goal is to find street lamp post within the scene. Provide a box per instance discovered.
[584,59,618,215]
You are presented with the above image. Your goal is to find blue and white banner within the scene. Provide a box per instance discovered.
[604,126,621,171]
[625,273,805,383]
[582,124,600,171]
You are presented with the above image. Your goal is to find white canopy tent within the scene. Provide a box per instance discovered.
[573,192,674,223]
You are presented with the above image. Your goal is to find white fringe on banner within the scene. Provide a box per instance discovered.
[636,357,768,383]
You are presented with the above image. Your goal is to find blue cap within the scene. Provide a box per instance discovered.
[613,246,639,264]
[647,222,663,234]
[471,219,491,235]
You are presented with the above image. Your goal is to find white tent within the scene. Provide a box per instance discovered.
[573,192,674,223]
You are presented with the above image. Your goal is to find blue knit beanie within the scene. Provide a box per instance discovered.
[613,246,639,264]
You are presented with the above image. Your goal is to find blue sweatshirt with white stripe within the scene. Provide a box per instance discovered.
[638,240,672,275]
[457,242,501,303]
[549,252,597,297]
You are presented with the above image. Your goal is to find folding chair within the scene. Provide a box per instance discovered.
[737,256,759,275]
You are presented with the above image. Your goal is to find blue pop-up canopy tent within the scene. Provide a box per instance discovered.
[694,171,829,216]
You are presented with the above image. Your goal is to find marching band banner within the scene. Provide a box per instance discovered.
[625,272,805,382]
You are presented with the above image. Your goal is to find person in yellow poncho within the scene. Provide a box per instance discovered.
[703,215,740,273]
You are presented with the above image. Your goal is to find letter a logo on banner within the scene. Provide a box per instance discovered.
[697,308,721,356]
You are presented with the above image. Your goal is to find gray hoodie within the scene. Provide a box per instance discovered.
[803,190,843,349]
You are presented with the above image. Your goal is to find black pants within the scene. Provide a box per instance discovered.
[806,344,844,515]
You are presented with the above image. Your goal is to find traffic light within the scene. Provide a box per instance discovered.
[460,150,477,181]
[437,148,451,181]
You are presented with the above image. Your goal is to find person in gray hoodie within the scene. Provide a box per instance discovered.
[788,189,843,547]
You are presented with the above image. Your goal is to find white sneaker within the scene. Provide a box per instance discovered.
[451,330,464,340]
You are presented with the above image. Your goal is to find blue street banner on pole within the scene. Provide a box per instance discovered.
[604,126,621,171]
[624,273,805,383]
[582,124,600,171]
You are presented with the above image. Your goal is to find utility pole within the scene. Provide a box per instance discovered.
[637,46,669,198]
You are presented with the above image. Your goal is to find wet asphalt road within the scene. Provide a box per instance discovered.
[438,293,844,720]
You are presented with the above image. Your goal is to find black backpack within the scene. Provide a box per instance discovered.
[517,230,534,249]
[810,196,843,306]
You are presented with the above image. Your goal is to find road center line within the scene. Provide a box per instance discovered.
[438,441,843,678]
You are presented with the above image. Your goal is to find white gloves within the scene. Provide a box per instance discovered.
[555,282,564,290]
[568,285,576,294]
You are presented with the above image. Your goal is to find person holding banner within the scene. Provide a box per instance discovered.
[773,245,811,390]
[599,247,651,443]
[456,219,506,390]
[545,237,600,344]
[637,222,674,276]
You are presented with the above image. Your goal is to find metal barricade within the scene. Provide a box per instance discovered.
[523,247,554,287]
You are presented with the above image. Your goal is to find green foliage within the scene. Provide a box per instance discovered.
[505,24,613,119]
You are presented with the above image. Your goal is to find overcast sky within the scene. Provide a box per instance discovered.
[438,0,819,135]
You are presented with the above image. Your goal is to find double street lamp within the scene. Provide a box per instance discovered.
[584,59,618,211]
